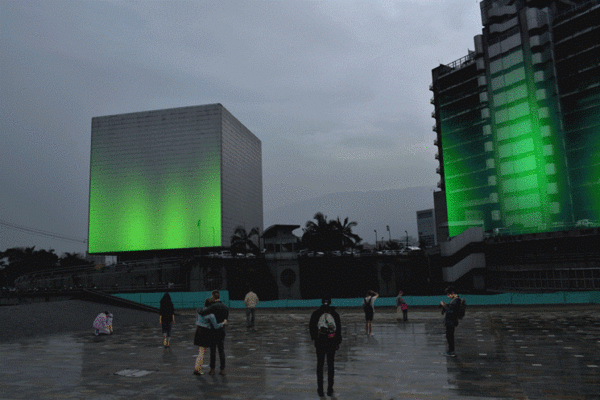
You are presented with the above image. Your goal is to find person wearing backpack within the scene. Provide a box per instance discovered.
[309,295,342,397]
[362,290,379,335]
[440,286,461,357]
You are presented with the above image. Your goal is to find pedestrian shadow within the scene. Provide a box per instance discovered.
[363,335,379,345]
[162,347,177,363]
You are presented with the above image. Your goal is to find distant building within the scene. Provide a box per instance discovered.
[416,209,436,247]
[262,224,301,260]
[431,0,600,239]
[429,0,600,291]
[88,104,262,254]
[433,190,449,243]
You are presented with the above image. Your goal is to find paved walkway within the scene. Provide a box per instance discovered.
[1,305,599,399]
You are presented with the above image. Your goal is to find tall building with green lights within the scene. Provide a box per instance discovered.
[88,104,262,254]
[431,0,599,239]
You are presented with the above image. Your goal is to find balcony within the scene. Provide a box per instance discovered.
[435,153,440,160]
[430,97,435,104]
[431,111,436,118]
[436,167,441,174]
[434,138,438,146]
[432,124,438,132]
[429,83,434,91]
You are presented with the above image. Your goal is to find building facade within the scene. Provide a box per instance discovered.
[88,104,262,254]
[416,209,437,247]
[431,0,599,239]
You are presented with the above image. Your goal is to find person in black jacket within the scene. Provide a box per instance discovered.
[199,291,229,375]
[440,286,460,357]
[309,295,342,397]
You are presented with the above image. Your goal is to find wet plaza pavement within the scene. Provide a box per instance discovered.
[1,305,599,399]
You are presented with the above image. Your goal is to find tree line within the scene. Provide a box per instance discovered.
[230,212,362,254]
[2,212,363,286]
[0,247,92,287]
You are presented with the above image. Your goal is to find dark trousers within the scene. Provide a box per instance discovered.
[316,345,336,392]
[209,339,225,370]
[246,308,255,328]
[445,325,455,352]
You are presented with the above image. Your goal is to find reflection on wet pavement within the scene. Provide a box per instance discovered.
[1,307,599,399]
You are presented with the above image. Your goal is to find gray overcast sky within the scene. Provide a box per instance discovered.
[0,0,482,256]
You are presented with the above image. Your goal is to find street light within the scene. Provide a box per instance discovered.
[374,230,377,250]
[405,230,409,250]
[197,219,202,256]
[387,225,391,243]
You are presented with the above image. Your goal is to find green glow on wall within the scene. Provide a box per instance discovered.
[489,61,569,233]
[441,46,575,237]
[564,91,600,223]
[440,107,489,237]
[88,144,222,254]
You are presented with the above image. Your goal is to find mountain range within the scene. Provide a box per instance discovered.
[263,186,437,245]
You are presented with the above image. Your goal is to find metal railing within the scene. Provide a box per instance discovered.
[446,52,476,70]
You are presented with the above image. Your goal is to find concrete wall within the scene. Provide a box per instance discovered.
[114,290,600,309]
[441,227,484,256]
[220,105,263,245]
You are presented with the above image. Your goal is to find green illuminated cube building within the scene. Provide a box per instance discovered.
[431,0,599,238]
[88,104,262,254]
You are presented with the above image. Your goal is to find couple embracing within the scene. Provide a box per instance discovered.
[193,290,229,375]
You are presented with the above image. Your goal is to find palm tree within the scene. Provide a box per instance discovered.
[230,226,260,255]
[302,212,334,252]
[331,217,362,249]
[302,213,362,252]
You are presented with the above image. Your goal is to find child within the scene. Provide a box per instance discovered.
[93,311,112,335]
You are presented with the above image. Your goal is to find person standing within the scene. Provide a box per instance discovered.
[362,290,379,335]
[193,306,227,375]
[204,291,217,307]
[309,295,342,397]
[201,290,229,375]
[244,288,259,329]
[396,291,408,322]
[159,293,175,347]
[440,286,460,357]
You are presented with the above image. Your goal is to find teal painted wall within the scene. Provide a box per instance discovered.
[114,291,600,310]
